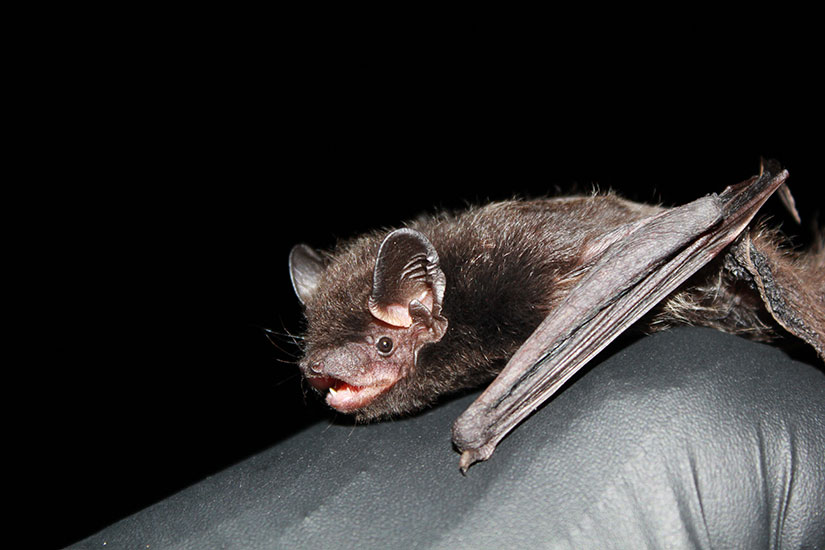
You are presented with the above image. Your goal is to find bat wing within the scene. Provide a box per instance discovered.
[452,161,790,472]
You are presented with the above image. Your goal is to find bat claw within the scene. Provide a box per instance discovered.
[458,451,474,475]
[458,443,495,474]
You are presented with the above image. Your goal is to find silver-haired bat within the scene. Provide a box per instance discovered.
[289,161,824,471]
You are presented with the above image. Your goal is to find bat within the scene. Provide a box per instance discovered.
[287,160,824,472]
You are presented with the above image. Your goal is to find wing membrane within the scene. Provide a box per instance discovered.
[453,163,790,472]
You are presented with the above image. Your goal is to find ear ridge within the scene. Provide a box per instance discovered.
[368,228,446,327]
[289,244,325,305]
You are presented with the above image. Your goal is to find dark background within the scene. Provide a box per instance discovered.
[40,24,821,549]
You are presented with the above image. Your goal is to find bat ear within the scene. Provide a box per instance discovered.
[289,244,325,305]
[369,228,447,329]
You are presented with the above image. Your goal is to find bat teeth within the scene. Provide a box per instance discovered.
[328,387,338,395]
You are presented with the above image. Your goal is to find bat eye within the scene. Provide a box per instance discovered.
[376,336,394,356]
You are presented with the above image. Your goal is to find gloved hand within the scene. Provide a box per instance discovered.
[70,328,825,549]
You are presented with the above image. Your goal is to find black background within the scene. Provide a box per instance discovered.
[39,24,822,549]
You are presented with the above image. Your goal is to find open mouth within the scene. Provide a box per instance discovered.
[308,376,395,412]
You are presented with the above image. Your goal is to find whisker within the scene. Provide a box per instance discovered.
[271,371,302,388]
[272,318,307,349]
[253,323,304,360]
[262,326,305,341]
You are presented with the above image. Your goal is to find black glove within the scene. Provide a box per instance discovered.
[69,328,825,549]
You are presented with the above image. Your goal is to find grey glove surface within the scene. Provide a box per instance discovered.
[69,328,825,549]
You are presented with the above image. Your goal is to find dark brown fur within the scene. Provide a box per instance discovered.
[294,193,824,420]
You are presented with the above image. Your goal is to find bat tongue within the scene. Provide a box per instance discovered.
[452,163,790,472]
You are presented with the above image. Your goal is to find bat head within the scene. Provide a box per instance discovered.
[289,228,449,419]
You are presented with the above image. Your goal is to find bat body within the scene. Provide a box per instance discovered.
[289,163,824,470]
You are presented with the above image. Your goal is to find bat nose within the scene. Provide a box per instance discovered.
[309,360,324,374]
